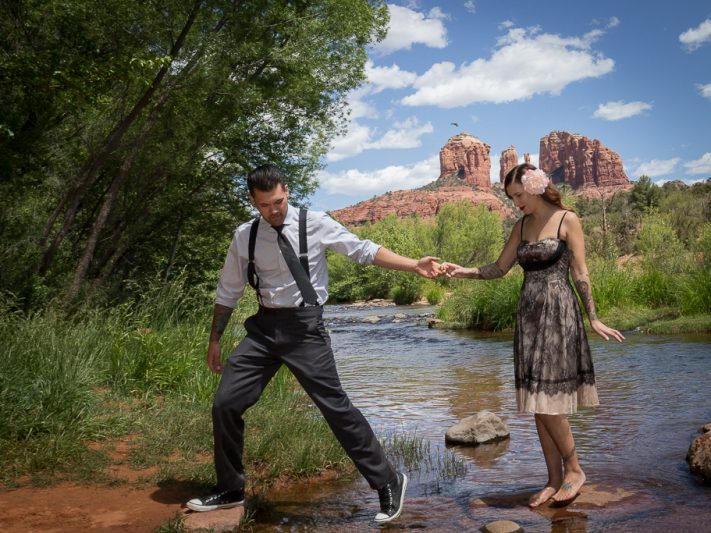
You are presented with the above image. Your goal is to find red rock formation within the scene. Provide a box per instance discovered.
[499,145,519,183]
[331,186,512,226]
[437,133,491,188]
[539,131,629,189]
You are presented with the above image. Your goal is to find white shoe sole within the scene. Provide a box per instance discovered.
[186,499,244,512]
[374,473,408,523]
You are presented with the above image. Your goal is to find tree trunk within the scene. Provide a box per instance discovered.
[38,0,202,276]
[65,89,171,303]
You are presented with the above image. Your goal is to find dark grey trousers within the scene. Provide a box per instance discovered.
[212,305,395,491]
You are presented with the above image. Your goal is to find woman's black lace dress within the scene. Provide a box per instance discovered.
[514,213,599,414]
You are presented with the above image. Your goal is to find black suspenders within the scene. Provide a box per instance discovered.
[246,208,313,303]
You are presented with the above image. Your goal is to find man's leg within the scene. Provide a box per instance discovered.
[277,308,407,523]
[188,315,280,512]
[279,313,395,489]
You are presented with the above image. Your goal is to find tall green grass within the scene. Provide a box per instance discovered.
[0,276,350,487]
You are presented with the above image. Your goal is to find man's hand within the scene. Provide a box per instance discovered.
[208,340,224,374]
[415,256,443,278]
[441,262,473,279]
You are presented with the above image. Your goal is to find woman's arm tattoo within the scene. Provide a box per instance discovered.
[210,304,234,342]
[574,279,598,321]
[472,262,506,280]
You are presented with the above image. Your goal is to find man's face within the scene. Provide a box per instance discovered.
[250,184,289,227]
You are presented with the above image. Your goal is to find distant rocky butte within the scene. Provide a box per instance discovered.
[331,133,513,226]
[331,131,632,226]
[499,146,531,183]
[539,131,630,190]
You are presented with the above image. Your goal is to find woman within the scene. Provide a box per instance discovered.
[442,163,624,508]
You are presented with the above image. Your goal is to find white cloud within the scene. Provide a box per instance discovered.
[464,1,476,15]
[654,177,705,186]
[401,25,614,108]
[374,4,448,55]
[367,117,433,149]
[318,155,440,195]
[489,155,500,183]
[684,153,711,175]
[347,88,378,120]
[326,117,433,162]
[698,82,711,100]
[633,158,680,177]
[327,122,374,162]
[679,18,711,51]
[499,20,514,30]
[593,100,652,121]
[365,61,418,93]
[607,16,620,29]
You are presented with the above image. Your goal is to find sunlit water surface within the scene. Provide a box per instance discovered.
[251,304,711,532]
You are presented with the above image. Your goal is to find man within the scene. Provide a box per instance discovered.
[186,164,441,523]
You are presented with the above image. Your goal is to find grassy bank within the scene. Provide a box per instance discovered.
[0,278,352,490]
[437,258,711,335]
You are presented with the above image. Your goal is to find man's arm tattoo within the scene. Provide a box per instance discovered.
[574,279,598,321]
[472,262,506,280]
[210,305,234,342]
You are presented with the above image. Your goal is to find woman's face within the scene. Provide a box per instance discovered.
[506,180,539,215]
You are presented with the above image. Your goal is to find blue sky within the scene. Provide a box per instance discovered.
[309,0,711,212]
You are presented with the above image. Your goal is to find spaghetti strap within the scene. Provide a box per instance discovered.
[557,211,568,239]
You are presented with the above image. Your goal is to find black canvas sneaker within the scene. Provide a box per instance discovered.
[374,472,408,523]
[186,488,245,512]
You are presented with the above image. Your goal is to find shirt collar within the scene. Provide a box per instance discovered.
[283,204,298,226]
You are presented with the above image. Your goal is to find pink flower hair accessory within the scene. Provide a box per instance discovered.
[521,168,550,195]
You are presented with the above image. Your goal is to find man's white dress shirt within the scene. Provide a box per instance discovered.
[215,204,381,308]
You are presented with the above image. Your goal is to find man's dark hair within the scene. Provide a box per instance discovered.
[247,164,287,196]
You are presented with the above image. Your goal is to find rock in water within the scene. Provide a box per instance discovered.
[445,410,510,445]
[480,519,524,533]
[687,432,711,482]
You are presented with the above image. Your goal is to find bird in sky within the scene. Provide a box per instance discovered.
[451,122,459,127]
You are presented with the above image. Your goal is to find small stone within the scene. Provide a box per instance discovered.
[393,313,407,319]
[362,315,381,324]
[480,519,523,533]
[183,506,245,532]
[445,411,510,445]
[687,432,711,482]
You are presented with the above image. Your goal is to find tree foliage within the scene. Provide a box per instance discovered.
[0,0,388,308]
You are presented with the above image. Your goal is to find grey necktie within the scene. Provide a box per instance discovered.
[273,225,319,306]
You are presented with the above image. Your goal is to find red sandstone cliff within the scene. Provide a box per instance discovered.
[331,133,511,225]
[539,131,629,189]
[437,133,491,188]
[499,146,518,183]
[330,186,511,226]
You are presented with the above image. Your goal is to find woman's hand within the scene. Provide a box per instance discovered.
[441,262,475,279]
[590,319,625,342]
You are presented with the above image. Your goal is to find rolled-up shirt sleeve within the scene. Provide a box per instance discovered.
[320,212,381,264]
[214,231,247,308]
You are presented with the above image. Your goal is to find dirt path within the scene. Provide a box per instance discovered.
[0,480,193,532]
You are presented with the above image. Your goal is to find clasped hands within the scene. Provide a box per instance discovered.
[414,257,470,279]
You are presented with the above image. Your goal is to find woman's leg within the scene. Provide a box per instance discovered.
[536,413,586,504]
[529,414,563,507]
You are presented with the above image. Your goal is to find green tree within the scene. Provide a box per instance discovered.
[0,0,388,307]
[629,175,662,213]
[432,202,503,266]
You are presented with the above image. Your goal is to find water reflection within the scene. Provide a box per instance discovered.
[251,304,711,532]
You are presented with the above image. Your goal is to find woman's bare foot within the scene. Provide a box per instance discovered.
[528,485,557,508]
[551,470,585,507]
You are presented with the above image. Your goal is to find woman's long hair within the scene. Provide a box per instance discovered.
[503,163,570,210]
